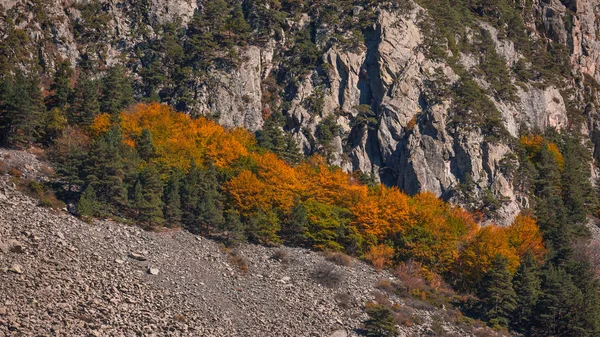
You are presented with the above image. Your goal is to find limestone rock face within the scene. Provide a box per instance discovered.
[4,0,600,225]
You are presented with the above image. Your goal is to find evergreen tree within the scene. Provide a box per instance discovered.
[181,161,201,229]
[364,304,398,337]
[533,265,584,337]
[46,60,73,110]
[137,165,164,226]
[281,198,309,245]
[477,254,517,328]
[163,170,182,226]
[221,208,246,246]
[50,126,89,199]
[43,107,68,145]
[69,72,100,126]
[137,128,156,161]
[534,145,571,262]
[77,185,99,218]
[84,127,128,214]
[197,183,223,234]
[131,180,145,218]
[1,70,44,146]
[181,162,223,233]
[100,65,134,115]
[256,111,302,164]
[246,208,281,245]
[512,252,541,335]
[561,135,594,226]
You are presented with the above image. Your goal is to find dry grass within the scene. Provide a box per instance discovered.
[323,251,353,267]
[29,147,47,161]
[270,249,290,263]
[334,292,353,309]
[311,262,344,288]
[15,178,65,209]
[8,167,23,178]
[0,160,9,174]
[227,250,248,274]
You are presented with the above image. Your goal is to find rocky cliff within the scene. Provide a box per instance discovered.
[2,0,599,225]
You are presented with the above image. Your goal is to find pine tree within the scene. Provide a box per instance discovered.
[137,128,156,161]
[163,170,182,226]
[247,208,281,245]
[69,72,100,126]
[137,165,164,226]
[534,265,584,337]
[84,127,128,214]
[512,252,541,335]
[364,304,398,337]
[221,208,246,246]
[477,254,517,328]
[2,71,44,146]
[43,107,68,145]
[77,185,99,218]
[281,198,309,245]
[181,161,201,229]
[256,112,302,164]
[100,65,134,115]
[534,145,571,262]
[47,60,73,110]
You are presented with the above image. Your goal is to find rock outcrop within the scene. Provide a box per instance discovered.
[2,0,600,224]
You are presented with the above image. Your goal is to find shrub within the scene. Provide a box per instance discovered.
[8,167,23,178]
[227,250,248,274]
[311,263,344,288]
[364,303,399,337]
[324,251,353,267]
[0,160,9,174]
[271,249,289,263]
[365,244,395,270]
[334,292,353,309]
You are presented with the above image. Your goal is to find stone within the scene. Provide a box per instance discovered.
[8,263,23,274]
[8,240,25,254]
[330,329,348,337]
[128,252,147,261]
[147,267,159,275]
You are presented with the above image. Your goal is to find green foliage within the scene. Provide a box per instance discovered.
[316,114,339,161]
[281,198,309,245]
[0,70,45,147]
[134,165,164,226]
[364,304,398,337]
[163,170,182,226]
[246,208,281,245]
[511,253,541,335]
[84,127,129,214]
[303,199,352,252]
[46,61,73,110]
[256,112,302,165]
[476,255,517,328]
[69,73,100,126]
[101,65,134,115]
[221,208,246,246]
[78,185,99,218]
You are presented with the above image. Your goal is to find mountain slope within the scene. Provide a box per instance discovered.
[2,0,600,224]
[0,149,498,337]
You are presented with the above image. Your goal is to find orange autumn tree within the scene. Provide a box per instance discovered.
[506,213,546,260]
[399,192,478,274]
[90,102,251,170]
[453,225,520,288]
